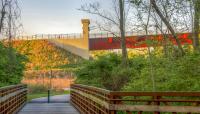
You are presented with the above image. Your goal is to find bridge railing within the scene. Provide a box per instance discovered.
[11,33,83,40]
[89,32,138,39]
[70,84,200,114]
[0,84,27,114]
[10,32,138,40]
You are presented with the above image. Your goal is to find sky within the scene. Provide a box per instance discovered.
[20,0,110,35]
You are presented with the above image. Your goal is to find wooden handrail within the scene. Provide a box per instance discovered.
[70,84,200,114]
[0,84,27,114]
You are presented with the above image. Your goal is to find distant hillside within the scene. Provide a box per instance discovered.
[12,40,83,70]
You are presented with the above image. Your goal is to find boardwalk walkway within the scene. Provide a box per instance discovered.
[30,95,70,103]
[18,95,79,114]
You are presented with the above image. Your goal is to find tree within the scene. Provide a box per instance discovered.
[0,0,7,34]
[130,0,195,91]
[0,42,27,87]
[0,0,22,85]
[0,0,22,39]
[119,0,128,66]
[193,0,200,51]
[79,0,129,66]
[150,0,185,56]
[130,0,195,56]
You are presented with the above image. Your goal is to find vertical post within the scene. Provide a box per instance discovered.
[48,89,50,103]
[48,69,52,103]
[154,96,161,114]
[109,95,116,114]
[138,111,143,114]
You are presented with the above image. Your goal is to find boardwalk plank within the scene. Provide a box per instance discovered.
[17,103,79,114]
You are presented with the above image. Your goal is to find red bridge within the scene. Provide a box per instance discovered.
[10,32,193,59]
[89,32,192,50]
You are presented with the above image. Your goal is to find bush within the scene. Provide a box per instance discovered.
[109,66,136,91]
[0,42,27,87]
[123,53,200,91]
[12,40,83,70]
[75,53,133,90]
[75,52,200,92]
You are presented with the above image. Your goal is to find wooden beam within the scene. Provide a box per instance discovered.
[110,104,200,113]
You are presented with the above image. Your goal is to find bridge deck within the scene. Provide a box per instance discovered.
[18,95,79,114]
[17,103,79,114]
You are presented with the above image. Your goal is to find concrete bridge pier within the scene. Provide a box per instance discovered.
[48,19,91,59]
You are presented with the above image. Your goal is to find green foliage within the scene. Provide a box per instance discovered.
[75,53,133,90]
[75,52,200,91]
[0,42,27,87]
[12,40,83,70]
[124,53,200,91]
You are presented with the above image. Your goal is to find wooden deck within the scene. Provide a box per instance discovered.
[17,103,79,114]
[18,95,79,114]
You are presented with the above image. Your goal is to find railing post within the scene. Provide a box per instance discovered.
[138,111,143,114]
[109,94,116,114]
[48,89,50,103]
[154,96,161,114]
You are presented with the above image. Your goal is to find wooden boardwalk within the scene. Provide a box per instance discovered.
[17,103,79,114]
[17,95,79,114]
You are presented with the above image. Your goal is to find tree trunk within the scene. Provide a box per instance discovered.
[119,0,128,66]
[8,1,15,67]
[0,2,7,34]
[150,0,185,56]
[193,0,200,51]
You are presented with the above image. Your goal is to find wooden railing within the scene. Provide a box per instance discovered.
[0,84,27,114]
[70,84,200,114]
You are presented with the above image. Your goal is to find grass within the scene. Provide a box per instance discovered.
[27,90,70,101]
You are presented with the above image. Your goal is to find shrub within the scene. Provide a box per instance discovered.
[0,42,27,87]
[75,53,133,90]
[12,40,83,70]
[75,52,200,92]
[123,53,200,91]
